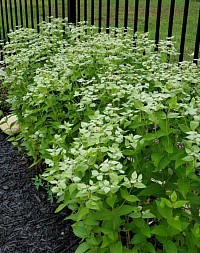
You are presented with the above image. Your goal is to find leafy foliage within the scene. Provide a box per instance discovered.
[3,19,200,252]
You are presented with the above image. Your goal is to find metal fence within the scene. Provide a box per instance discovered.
[0,0,200,63]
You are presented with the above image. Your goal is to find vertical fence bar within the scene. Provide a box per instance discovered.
[115,0,119,28]
[106,0,110,33]
[4,0,10,35]
[168,0,175,38]
[179,0,189,62]
[98,0,102,33]
[62,0,65,19]
[91,0,94,25]
[19,0,23,27]
[68,0,76,24]
[9,0,14,31]
[134,0,139,33]
[14,0,18,28]
[155,0,162,51]
[0,3,2,59]
[24,0,28,27]
[144,0,150,33]
[193,8,200,64]
[84,0,87,22]
[36,0,39,32]
[48,0,52,22]
[30,0,34,28]
[0,0,6,42]
[0,29,3,60]
[166,0,175,61]
[55,0,58,18]
[42,0,45,21]
[124,0,128,32]
[77,0,80,22]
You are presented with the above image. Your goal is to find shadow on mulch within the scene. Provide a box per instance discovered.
[0,133,79,253]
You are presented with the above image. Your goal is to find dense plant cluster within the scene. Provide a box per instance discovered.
[3,19,200,253]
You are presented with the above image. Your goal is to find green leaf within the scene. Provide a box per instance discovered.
[157,204,172,219]
[141,223,151,237]
[170,191,177,203]
[190,121,199,131]
[131,233,146,245]
[109,241,122,253]
[167,217,182,231]
[182,156,194,162]
[72,222,88,238]
[187,194,200,206]
[159,120,171,135]
[179,124,190,133]
[93,209,112,220]
[87,155,97,165]
[86,200,100,210]
[139,183,162,196]
[84,218,99,226]
[128,212,141,218]
[102,235,111,248]
[178,178,190,199]
[144,133,157,141]
[122,249,134,253]
[100,228,117,239]
[152,225,169,236]
[76,163,89,172]
[164,240,178,253]
[115,205,135,216]
[175,154,187,169]
[106,195,117,208]
[120,189,139,202]
[161,136,173,153]
[161,198,173,208]
[142,212,156,219]
[173,201,189,209]
[144,243,156,253]
[69,183,77,195]
[167,97,178,109]
[77,207,89,221]
[144,130,165,141]
[55,202,68,213]
[123,149,134,156]
[142,212,155,219]
[134,182,146,188]
[75,242,90,253]
[86,235,99,246]
[157,157,170,171]
[151,153,164,167]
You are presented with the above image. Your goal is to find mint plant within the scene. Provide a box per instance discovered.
[3,19,200,253]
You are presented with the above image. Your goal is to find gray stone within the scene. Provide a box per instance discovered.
[0,115,20,135]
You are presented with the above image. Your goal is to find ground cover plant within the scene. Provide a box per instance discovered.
[2,19,200,253]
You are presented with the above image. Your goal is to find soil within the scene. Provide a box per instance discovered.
[0,132,79,253]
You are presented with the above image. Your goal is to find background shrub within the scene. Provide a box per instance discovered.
[3,19,200,253]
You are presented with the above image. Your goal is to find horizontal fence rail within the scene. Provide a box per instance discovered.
[0,0,199,63]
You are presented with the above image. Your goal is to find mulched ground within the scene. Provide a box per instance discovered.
[0,132,79,253]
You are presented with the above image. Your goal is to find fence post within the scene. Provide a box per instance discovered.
[68,0,76,23]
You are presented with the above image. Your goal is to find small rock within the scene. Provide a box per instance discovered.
[0,68,6,77]
[0,115,20,135]
[2,185,9,190]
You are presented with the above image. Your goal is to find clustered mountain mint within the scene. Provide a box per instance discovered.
[3,19,200,253]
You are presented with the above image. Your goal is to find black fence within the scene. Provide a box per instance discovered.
[0,0,200,63]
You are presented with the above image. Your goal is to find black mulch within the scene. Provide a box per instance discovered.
[0,132,79,253]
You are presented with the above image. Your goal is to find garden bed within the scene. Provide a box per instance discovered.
[1,20,200,252]
[0,132,78,253]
